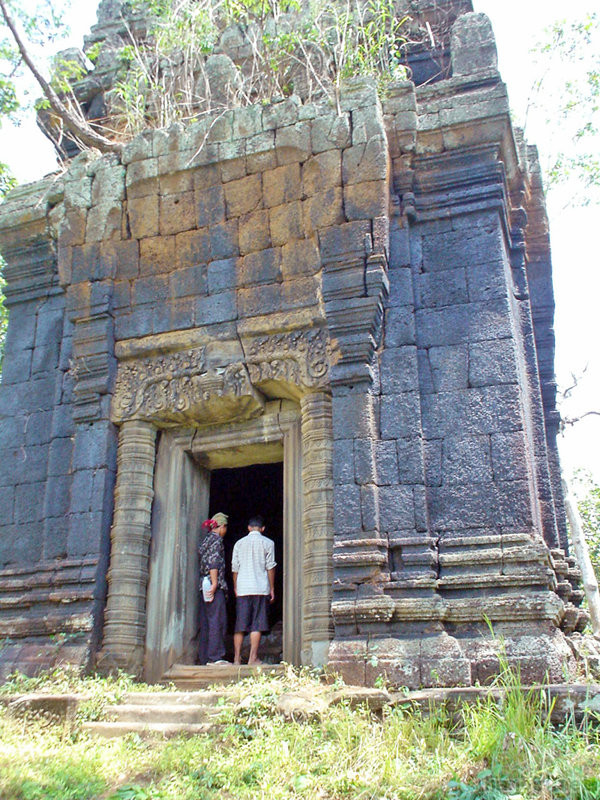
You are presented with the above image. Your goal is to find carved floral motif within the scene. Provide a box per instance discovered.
[245,328,330,389]
[112,329,331,423]
[112,347,259,422]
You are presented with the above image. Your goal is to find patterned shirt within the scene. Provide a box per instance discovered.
[231,531,276,596]
[198,530,227,595]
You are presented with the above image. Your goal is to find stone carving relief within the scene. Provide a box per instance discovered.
[112,347,264,425]
[244,328,331,391]
[111,328,332,425]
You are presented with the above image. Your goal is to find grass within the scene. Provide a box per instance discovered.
[0,665,599,800]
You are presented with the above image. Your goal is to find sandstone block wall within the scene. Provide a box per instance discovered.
[0,6,585,684]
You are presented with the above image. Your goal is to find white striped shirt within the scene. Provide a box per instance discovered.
[231,530,276,596]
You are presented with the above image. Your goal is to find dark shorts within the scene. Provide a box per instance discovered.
[235,595,270,634]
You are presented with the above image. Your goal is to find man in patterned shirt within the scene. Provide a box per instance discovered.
[232,515,277,665]
[198,511,229,665]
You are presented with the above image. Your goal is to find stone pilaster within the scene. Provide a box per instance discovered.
[300,391,334,666]
[99,420,156,674]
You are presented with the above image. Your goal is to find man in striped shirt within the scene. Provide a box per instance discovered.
[231,515,277,665]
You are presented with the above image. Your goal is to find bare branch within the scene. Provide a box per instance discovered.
[0,0,122,154]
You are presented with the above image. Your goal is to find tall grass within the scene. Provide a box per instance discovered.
[0,663,599,799]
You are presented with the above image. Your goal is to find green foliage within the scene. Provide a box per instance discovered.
[573,469,600,581]
[108,0,409,136]
[531,13,600,203]
[0,0,71,123]
[0,665,599,799]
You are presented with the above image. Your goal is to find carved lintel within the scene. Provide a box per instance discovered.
[243,327,331,391]
[111,347,266,425]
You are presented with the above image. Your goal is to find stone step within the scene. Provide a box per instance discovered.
[110,703,223,724]
[82,720,217,739]
[121,691,227,706]
[162,662,286,688]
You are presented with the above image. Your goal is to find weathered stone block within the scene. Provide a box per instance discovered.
[417,268,468,309]
[47,437,74,476]
[85,202,123,243]
[15,481,47,523]
[379,486,415,531]
[343,181,388,221]
[342,137,388,185]
[195,185,225,228]
[304,188,345,234]
[361,485,380,530]
[237,247,281,287]
[334,482,362,534]
[280,236,320,279]
[416,299,512,348]
[332,439,355,486]
[169,264,207,299]
[451,12,498,76]
[380,392,422,439]
[209,220,240,259]
[43,517,67,560]
[139,235,176,276]
[71,424,117,472]
[44,474,71,518]
[125,158,159,198]
[159,191,196,235]
[133,275,169,307]
[128,195,159,239]
[469,339,517,386]
[224,174,262,218]
[354,438,376,485]
[239,209,271,255]
[319,220,371,262]
[421,220,503,272]
[232,105,263,139]
[275,121,312,164]
[351,105,385,145]
[263,163,301,208]
[270,203,303,248]
[395,437,424,485]
[332,389,376,440]
[207,257,236,294]
[380,347,419,394]
[427,345,469,392]
[442,434,493,485]
[67,511,104,557]
[311,113,351,153]
[302,151,341,197]
[490,431,528,481]
[421,385,522,438]
[262,97,300,130]
[102,240,139,280]
[1,348,33,385]
[0,485,15,523]
[193,290,237,325]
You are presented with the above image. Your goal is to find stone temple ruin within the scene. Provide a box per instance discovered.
[0,0,586,686]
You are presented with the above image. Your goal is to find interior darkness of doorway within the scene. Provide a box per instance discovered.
[209,462,284,662]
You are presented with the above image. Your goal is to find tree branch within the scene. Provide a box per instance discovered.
[0,0,122,154]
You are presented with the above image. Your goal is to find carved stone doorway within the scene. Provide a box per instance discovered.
[143,402,303,682]
[209,463,284,663]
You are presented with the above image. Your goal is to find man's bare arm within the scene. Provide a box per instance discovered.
[268,567,275,603]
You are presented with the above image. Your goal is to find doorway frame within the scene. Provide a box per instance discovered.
[143,401,303,680]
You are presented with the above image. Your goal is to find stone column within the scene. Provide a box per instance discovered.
[99,420,156,675]
[300,391,334,666]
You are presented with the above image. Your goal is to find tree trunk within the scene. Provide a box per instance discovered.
[562,474,600,635]
[0,0,121,154]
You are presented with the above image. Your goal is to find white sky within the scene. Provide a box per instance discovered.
[0,0,598,482]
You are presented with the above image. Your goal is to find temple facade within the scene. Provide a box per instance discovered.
[0,0,585,685]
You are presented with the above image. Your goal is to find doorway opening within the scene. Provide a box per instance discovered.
[209,462,284,663]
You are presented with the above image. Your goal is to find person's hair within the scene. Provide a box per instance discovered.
[248,515,265,529]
